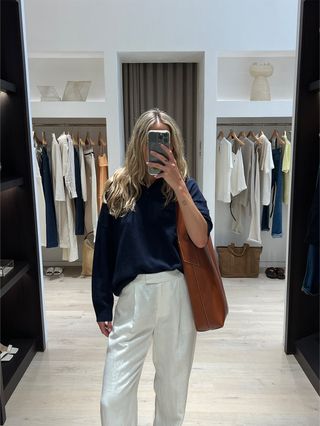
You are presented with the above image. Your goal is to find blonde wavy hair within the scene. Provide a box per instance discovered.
[103,108,189,218]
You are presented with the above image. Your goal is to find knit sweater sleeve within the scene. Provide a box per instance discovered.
[186,177,213,236]
[91,202,115,322]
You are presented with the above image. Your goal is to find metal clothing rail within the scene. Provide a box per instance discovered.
[32,123,106,127]
[217,122,292,126]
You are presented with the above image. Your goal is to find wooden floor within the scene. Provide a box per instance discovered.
[4,267,319,425]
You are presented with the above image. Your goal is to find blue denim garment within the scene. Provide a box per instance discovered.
[301,244,319,296]
[261,148,283,237]
[39,147,59,248]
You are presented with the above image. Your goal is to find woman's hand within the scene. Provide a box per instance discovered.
[98,321,113,337]
[147,144,184,191]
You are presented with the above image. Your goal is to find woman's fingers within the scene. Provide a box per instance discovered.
[159,143,175,161]
[98,321,113,337]
[149,150,168,164]
[147,160,165,171]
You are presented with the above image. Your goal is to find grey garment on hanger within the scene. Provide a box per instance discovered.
[247,146,262,245]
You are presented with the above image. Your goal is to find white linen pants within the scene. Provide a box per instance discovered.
[100,269,197,426]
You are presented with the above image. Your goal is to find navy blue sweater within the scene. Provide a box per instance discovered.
[91,177,213,322]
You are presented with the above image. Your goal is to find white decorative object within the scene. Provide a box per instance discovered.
[37,85,61,101]
[62,81,91,101]
[249,62,273,101]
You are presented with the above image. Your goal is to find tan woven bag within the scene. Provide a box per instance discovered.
[216,243,262,278]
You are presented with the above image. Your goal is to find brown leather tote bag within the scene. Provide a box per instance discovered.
[176,205,229,332]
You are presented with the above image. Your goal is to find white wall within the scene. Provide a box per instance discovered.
[24,0,299,263]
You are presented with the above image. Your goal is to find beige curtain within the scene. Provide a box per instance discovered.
[122,63,197,176]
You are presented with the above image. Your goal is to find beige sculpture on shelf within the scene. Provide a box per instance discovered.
[249,62,273,101]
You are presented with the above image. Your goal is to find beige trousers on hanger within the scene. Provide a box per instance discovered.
[100,269,197,426]
[97,153,108,212]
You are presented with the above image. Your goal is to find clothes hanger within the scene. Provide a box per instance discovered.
[72,133,79,146]
[85,131,95,146]
[41,131,47,146]
[270,129,286,145]
[227,129,245,146]
[237,130,247,139]
[79,136,86,147]
[217,130,224,141]
[98,131,107,155]
[33,130,42,145]
[247,130,262,145]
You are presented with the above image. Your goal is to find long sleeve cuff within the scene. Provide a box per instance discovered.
[95,304,113,322]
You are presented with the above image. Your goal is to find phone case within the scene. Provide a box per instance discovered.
[147,130,170,175]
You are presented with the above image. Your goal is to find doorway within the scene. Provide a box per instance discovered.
[122,62,198,177]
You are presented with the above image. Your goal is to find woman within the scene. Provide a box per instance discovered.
[92,108,213,426]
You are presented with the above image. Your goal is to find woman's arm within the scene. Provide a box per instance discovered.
[173,179,209,248]
[147,144,212,248]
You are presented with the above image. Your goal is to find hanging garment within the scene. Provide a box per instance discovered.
[74,147,85,235]
[84,148,98,241]
[282,134,291,205]
[39,146,59,248]
[261,148,283,237]
[302,167,319,296]
[231,137,255,235]
[57,133,79,262]
[216,137,233,203]
[247,145,262,244]
[78,143,87,202]
[51,133,69,248]
[32,147,46,247]
[59,133,77,199]
[97,153,108,212]
[230,147,247,197]
[259,134,275,206]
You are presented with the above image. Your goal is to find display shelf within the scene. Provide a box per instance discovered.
[216,100,293,118]
[0,79,16,94]
[0,177,24,192]
[1,1,46,422]
[217,51,295,103]
[1,338,37,404]
[31,100,106,118]
[295,333,320,394]
[0,262,30,298]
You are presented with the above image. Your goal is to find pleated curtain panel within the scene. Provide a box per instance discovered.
[122,62,198,176]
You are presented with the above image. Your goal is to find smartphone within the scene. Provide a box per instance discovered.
[147,130,171,175]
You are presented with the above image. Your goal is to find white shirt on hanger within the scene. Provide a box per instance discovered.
[32,144,46,247]
[216,137,233,203]
[57,133,78,261]
[59,133,77,199]
[259,134,274,206]
[51,133,69,249]
[248,146,262,245]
